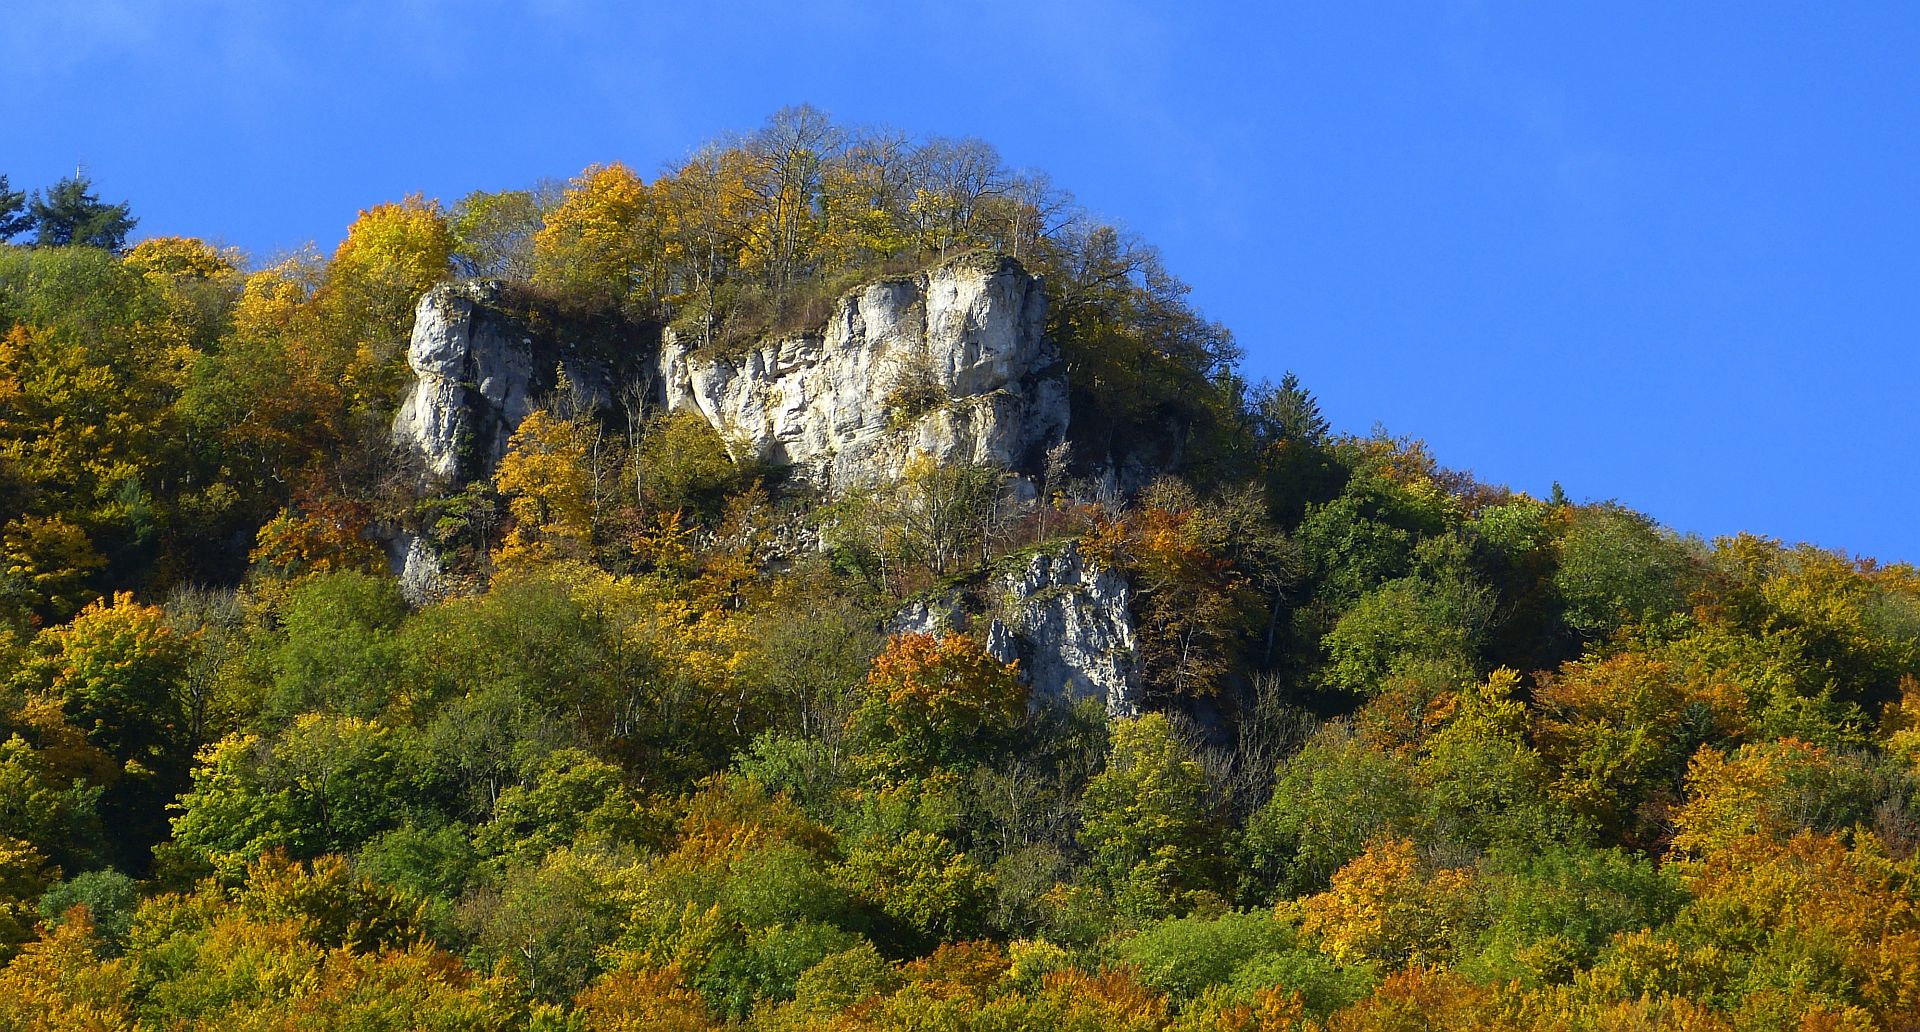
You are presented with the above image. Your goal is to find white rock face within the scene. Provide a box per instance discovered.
[997,542,1142,717]
[890,594,967,638]
[887,541,1141,716]
[392,532,447,604]
[392,282,536,482]
[392,281,618,485]
[658,256,1068,490]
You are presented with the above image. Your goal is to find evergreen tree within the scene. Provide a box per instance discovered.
[0,175,29,242]
[29,174,136,251]
[1252,371,1330,446]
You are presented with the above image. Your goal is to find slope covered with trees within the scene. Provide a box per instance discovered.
[3,109,1920,1030]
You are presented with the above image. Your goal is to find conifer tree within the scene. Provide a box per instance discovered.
[28,174,136,251]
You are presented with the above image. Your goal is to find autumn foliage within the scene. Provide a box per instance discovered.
[6,111,1920,1030]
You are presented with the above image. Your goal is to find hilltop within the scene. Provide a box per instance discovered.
[0,110,1918,1029]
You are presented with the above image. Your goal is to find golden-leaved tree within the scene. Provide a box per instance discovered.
[532,163,656,311]
[493,410,596,565]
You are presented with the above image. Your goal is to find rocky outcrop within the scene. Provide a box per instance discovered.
[994,542,1141,716]
[392,281,636,486]
[391,531,446,603]
[890,541,1141,716]
[658,255,1068,491]
[890,593,968,639]
[395,256,1067,496]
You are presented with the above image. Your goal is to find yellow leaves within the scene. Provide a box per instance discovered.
[1885,675,1920,771]
[0,907,133,1031]
[532,163,654,309]
[35,591,192,763]
[1532,650,1751,841]
[1309,966,1500,1032]
[1296,837,1476,968]
[7,693,119,789]
[1669,739,1840,857]
[1355,434,1448,501]
[836,828,995,940]
[123,235,240,282]
[329,194,455,309]
[322,196,455,411]
[493,410,596,565]
[551,557,752,720]
[658,775,834,872]
[233,254,322,340]
[818,154,913,267]
[0,835,57,958]
[1428,667,1531,744]
[1027,967,1170,1029]
[1,516,103,625]
[1199,984,1308,1032]
[69,857,518,1029]
[1671,830,1920,1024]
[572,965,722,1032]
[0,323,168,516]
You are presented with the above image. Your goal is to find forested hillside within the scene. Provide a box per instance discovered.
[3,110,1919,1030]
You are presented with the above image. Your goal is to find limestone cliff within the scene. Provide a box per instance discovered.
[657,254,1068,491]
[391,281,642,486]
[891,542,1142,717]
[995,542,1142,717]
[394,257,1067,496]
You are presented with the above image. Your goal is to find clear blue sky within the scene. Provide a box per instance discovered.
[10,2,1918,560]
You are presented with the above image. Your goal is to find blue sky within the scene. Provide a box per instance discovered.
[9,2,1918,560]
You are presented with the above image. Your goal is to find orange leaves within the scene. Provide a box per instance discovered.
[1673,831,1920,1024]
[572,966,721,1032]
[248,501,384,581]
[1686,832,1912,943]
[1028,966,1170,1028]
[1314,966,1500,1032]
[849,631,1025,779]
[863,632,1024,751]
[1209,985,1309,1032]
[1080,479,1257,697]
[665,774,834,870]
[1532,650,1749,845]
[892,939,1010,1000]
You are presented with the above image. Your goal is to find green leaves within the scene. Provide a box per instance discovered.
[1079,714,1222,918]
[25,175,136,252]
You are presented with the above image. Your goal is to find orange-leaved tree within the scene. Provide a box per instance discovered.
[851,632,1024,777]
